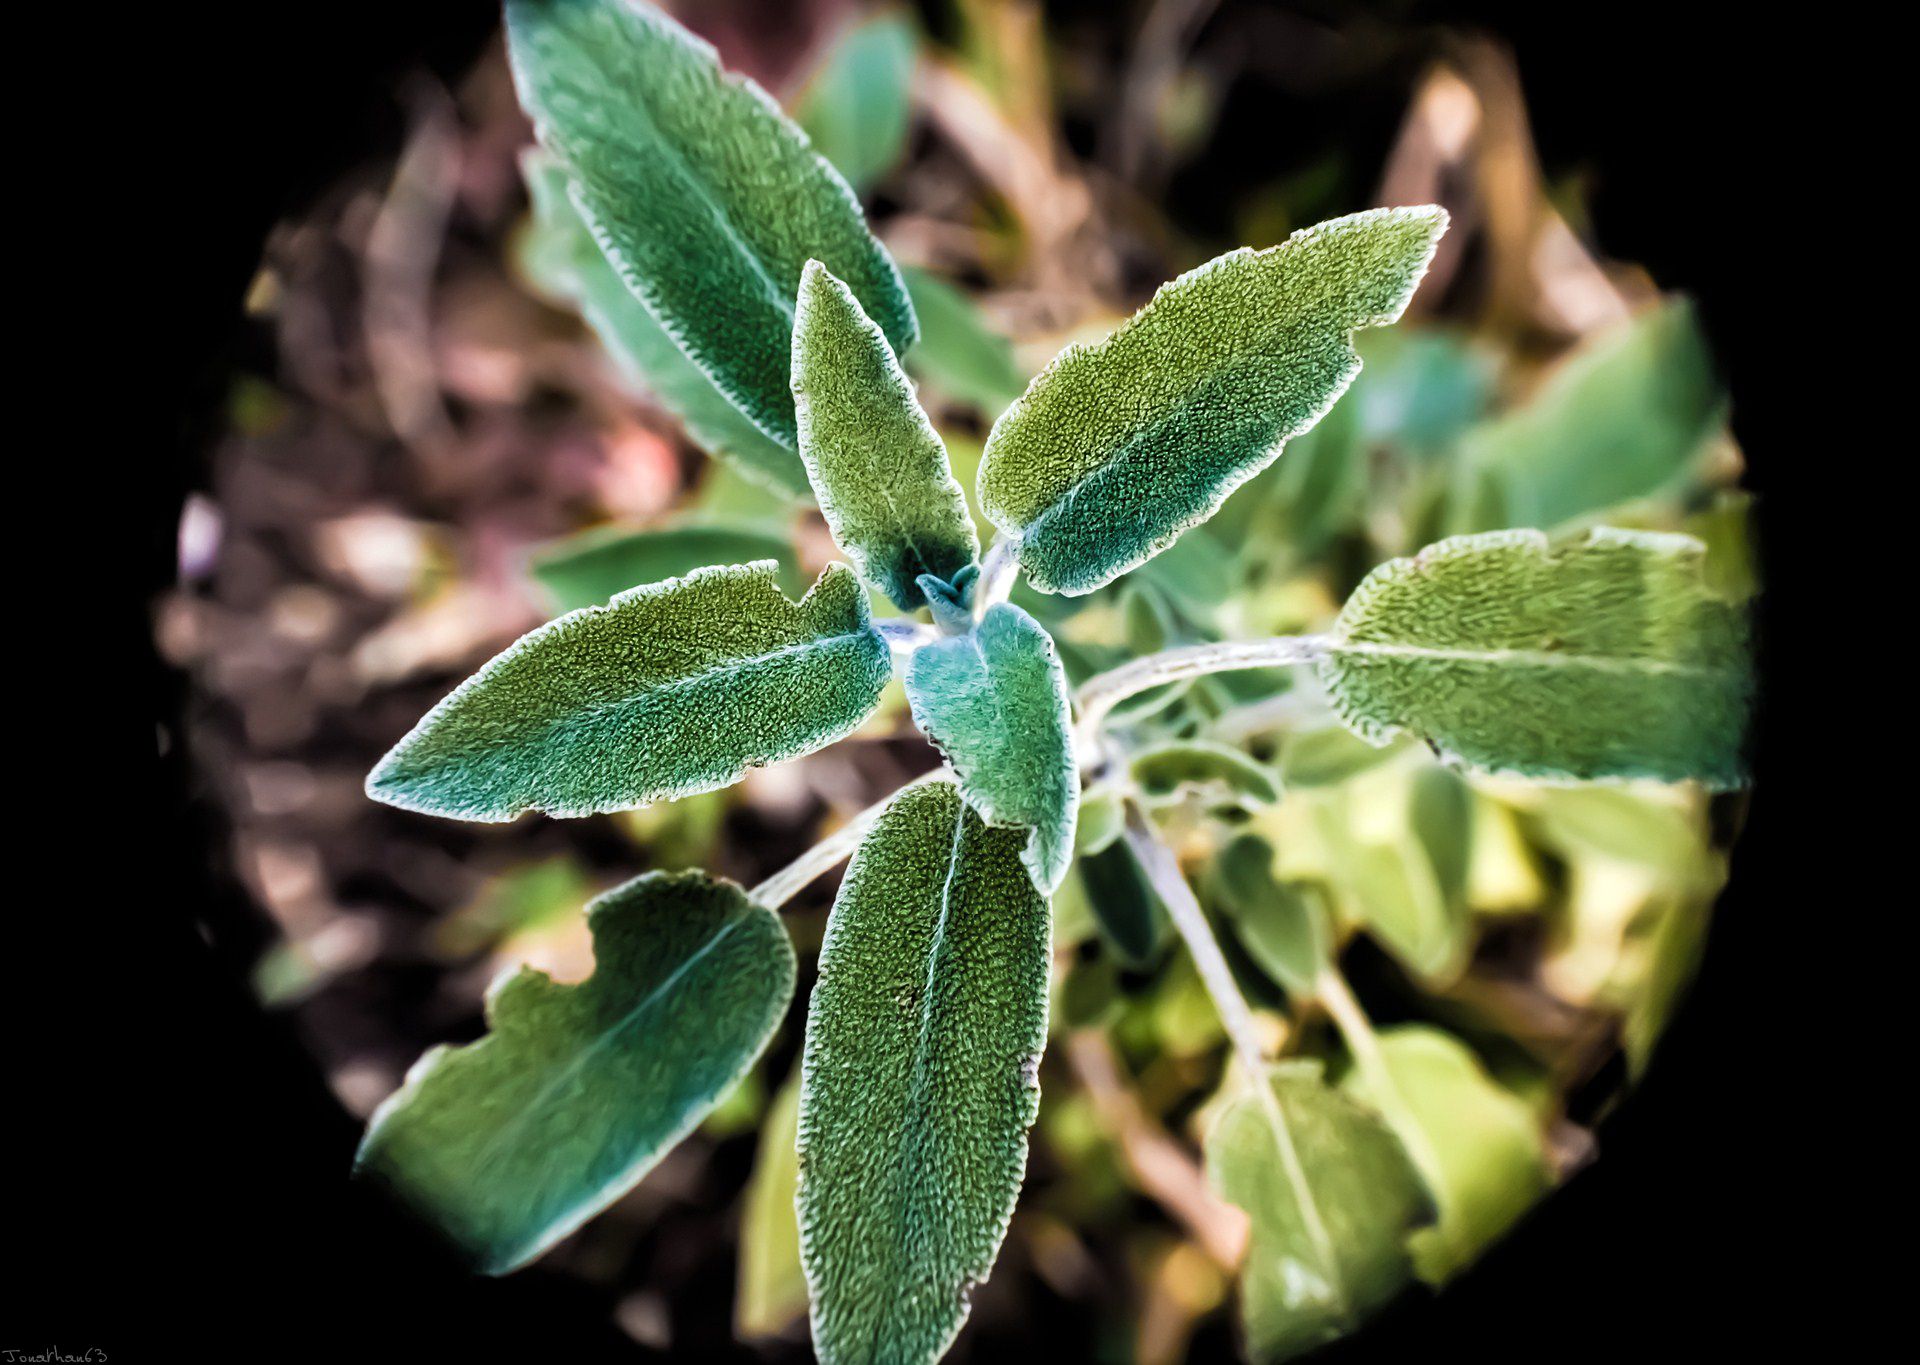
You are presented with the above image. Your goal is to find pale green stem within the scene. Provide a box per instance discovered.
[1314,965,1446,1199]
[975,535,1020,613]
[1074,635,1330,757]
[749,767,953,909]
[1122,800,1343,1294]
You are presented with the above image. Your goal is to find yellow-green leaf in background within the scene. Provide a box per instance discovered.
[736,1068,809,1339]
[1339,1025,1549,1282]
[798,781,1050,1365]
[1207,1062,1434,1362]
[792,259,978,609]
[1451,299,1722,532]
[367,563,890,821]
[1321,528,1752,786]
[977,207,1446,595]
[1204,834,1329,994]
[506,0,916,447]
[355,871,794,1274]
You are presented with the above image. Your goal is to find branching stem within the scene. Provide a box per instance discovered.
[749,767,952,909]
[1122,800,1341,1292]
[1074,635,1330,755]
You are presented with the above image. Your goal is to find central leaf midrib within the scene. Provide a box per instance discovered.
[872,798,972,1359]
[1328,639,1736,680]
[465,911,749,1180]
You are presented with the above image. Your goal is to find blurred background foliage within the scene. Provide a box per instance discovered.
[158,1,1750,1359]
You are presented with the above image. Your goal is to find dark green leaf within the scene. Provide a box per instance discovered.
[1321,528,1751,786]
[798,781,1050,1365]
[1205,834,1329,993]
[368,563,890,820]
[506,0,915,446]
[519,151,812,496]
[793,259,978,609]
[356,871,793,1273]
[1078,839,1171,969]
[905,603,1078,892]
[978,207,1446,595]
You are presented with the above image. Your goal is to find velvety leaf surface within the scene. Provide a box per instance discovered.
[1340,1026,1548,1283]
[519,151,811,496]
[793,260,978,609]
[977,207,1446,594]
[1208,1063,1434,1362]
[901,265,1029,414]
[367,563,889,820]
[1321,528,1751,786]
[793,10,918,193]
[905,603,1078,892]
[1453,300,1721,532]
[355,871,794,1273]
[736,1069,809,1338]
[506,0,915,447]
[529,520,802,612]
[798,781,1051,1365]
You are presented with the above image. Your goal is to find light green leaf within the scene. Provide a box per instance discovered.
[1339,1025,1549,1282]
[901,265,1029,414]
[1452,299,1722,531]
[367,562,890,821]
[1321,528,1751,786]
[1131,740,1283,810]
[798,781,1050,1365]
[1276,723,1413,788]
[793,259,978,609]
[1204,834,1329,994]
[977,207,1447,595]
[793,10,918,193]
[506,0,915,447]
[529,521,802,613]
[736,1067,809,1338]
[355,870,793,1274]
[905,603,1078,892]
[519,151,810,497]
[1207,1063,1433,1362]
[1311,798,1466,982]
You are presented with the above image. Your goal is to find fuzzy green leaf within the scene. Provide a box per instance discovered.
[798,781,1050,1365]
[519,152,811,497]
[368,562,890,820]
[1452,300,1722,532]
[355,871,793,1273]
[793,260,978,609]
[736,1068,809,1338]
[977,207,1446,595]
[1321,528,1751,786]
[1205,834,1329,994]
[901,265,1029,414]
[904,603,1078,892]
[506,0,916,448]
[793,10,918,193]
[1208,1063,1434,1362]
[529,521,802,613]
[1340,1026,1549,1283]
